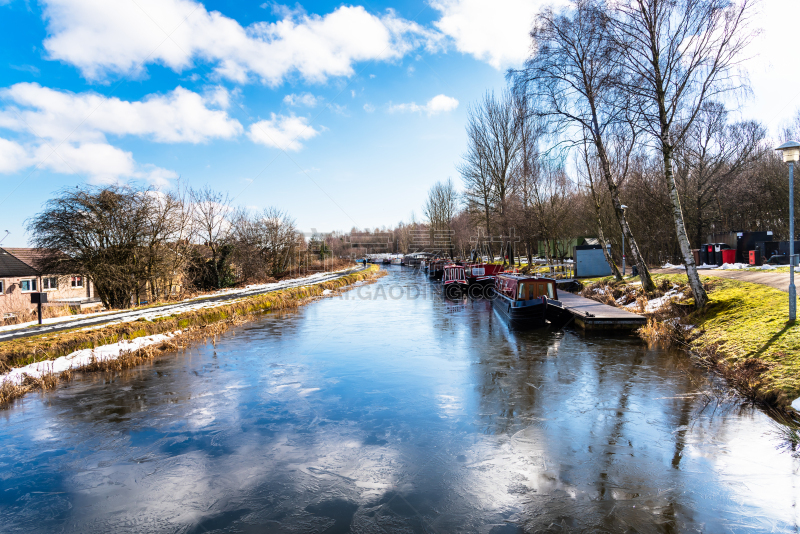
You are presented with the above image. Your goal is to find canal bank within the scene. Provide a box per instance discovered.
[0,264,384,405]
[0,266,796,532]
[580,273,800,412]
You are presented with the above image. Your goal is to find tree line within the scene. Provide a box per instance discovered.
[27,184,309,309]
[422,0,800,309]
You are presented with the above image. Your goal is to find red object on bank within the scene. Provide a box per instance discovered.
[721,249,736,264]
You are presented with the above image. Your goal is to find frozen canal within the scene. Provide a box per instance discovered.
[0,267,798,532]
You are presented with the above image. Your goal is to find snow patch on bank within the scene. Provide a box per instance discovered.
[719,263,750,270]
[662,263,716,270]
[623,286,684,313]
[0,331,181,386]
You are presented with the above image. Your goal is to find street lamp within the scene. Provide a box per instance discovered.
[620,205,628,276]
[775,141,799,322]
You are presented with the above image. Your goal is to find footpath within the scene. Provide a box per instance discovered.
[652,267,793,293]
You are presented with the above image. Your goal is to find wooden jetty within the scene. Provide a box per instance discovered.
[550,291,647,331]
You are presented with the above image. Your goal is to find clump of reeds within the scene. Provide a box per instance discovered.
[581,278,696,347]
[769,410,800,456]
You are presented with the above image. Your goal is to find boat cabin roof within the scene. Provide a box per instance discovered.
[497,273,556,284]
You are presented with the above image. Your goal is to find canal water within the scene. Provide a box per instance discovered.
[0,267,798,533]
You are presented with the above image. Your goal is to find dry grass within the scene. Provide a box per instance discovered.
[581,278,695,347]
[1,305,86,326]
[0,265,384,407]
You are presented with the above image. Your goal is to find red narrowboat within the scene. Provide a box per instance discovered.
[442,264,468,298]
[466,263,504,286]
[492,273,558,326]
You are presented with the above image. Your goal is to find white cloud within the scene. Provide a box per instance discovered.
[327,103,348,116]
[138,164,181,187]
[33,142,137,183]
[0,83,228,183]
[388,94,458,116]
[22,140,176,185]
[41,0,439,85]
[0,137,32,173]
[430,0,559,68]
[283,92,318,107]
[0,83,242,144]
[247,113,320,151]
[363,103,376,113]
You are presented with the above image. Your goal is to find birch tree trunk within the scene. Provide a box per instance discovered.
[587,171,623,281]
[663,144,708,307]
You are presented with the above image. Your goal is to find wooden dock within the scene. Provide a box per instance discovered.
[550,292,647,331]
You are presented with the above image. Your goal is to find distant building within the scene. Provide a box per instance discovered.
[0,248,99,319]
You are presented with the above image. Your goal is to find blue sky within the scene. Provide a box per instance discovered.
[0,0,798,246]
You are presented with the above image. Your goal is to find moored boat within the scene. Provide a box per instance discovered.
[491,274,558,327]
[466,263,504,286]
[428,259,445,280]
[442,264,468,298]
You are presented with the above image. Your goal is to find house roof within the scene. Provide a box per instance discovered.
[0,248,40,277]
[2,248,49,271]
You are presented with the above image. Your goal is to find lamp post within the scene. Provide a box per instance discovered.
[620,205,628,276]
[775,141,799,322]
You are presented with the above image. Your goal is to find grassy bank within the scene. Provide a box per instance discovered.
[0,265,384,405]
[581,274,800,410]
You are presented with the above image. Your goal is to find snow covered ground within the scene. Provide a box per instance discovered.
[661,262,776,271]
[661,263,717,270]
[1,331,181,386]
[0,266,364,342]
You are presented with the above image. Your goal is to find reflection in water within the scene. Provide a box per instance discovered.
[0,266,798,533]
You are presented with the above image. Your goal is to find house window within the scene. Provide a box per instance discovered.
[0,280,4,294]
[43,277,58,290]
[71,276,83,288]
[20,279,37,292]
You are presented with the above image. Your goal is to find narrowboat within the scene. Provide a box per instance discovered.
[442,264,468,298]
[466,263,504,286]
[491,274,558,327]
[390,256,403,265]
[428,259,445,281]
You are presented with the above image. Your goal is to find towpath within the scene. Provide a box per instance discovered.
[652,267,793,292]
[0,265,367,343]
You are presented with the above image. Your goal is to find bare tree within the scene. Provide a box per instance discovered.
[424,178,459,257]
[579,138,624,280]
[514,0,656,291]
[674,102,766,246]
[190,186,233,289]
[528,159,577,262]
[609,0,757,307]
[137,187,193,304]
[261,208,301,276]
[459,91,522,250]
[27,185,148,309]
[231,207,300,281]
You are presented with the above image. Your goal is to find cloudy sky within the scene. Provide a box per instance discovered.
[0,0,797,246]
